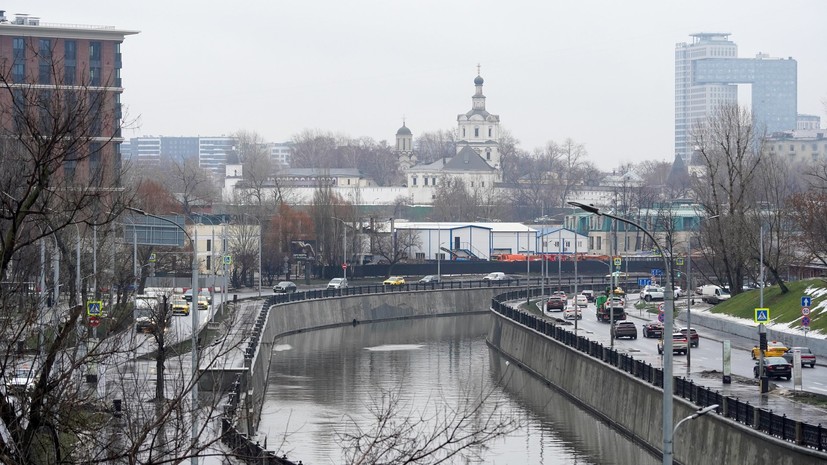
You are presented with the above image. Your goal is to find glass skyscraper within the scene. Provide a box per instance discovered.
[675,33,797,162]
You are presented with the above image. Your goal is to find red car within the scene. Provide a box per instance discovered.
[546,295,566,311]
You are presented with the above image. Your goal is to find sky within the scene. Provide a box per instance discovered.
[12,1,827,167]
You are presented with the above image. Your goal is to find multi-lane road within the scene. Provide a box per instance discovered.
[540,294,827,395]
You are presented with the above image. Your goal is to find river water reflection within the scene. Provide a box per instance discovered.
[260,313,660,464]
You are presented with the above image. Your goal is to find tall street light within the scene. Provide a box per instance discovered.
[685,214,719,374]
[331,217,348,280]
[240,213,262,298]
[127,207,199,465]
[673,404,719,463]
[569,201,675,465]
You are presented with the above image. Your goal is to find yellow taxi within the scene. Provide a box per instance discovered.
[171,296,190,316]
[383,276,406,286]
[196,295,209,311]
[751,341,788,359]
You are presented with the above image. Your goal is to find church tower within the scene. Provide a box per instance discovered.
[395,120,416,170]
[456,67,501,173]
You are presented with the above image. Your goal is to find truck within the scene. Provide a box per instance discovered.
[698,285,731,304]
[597,295,626,322]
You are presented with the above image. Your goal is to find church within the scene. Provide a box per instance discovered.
[398,71,503,205]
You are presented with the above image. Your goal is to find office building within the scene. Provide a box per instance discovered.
[675,33,797,162]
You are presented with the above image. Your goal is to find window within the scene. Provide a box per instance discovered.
[488,127,492,137]
[206,239,212,252]
[424,178,428,186]
[89,41,101,61]
[596,237,602,250]
[415,252,425,260]
[432,177,436,185]
[474,127,479,137]
[206,256,212,271]
[486,150,491,160]
[412,177,417,186]
[462,128,466,137]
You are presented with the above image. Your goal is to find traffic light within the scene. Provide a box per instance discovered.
[759,332,768,352]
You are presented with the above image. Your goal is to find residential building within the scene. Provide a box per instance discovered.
[0,11,138,179]
[765,129,827,163]
[675,33,797,162]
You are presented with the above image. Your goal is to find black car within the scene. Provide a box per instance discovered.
[754,357,792,380]
[642,321,664,338]
[273,281,298,294]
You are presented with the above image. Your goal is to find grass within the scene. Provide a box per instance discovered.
[709,278,825,333]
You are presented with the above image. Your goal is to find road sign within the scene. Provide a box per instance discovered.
[651,268,663,276]
[802,316,811,326]
[87,300,103,316]
[613,256,622,266]
[342,264,347,270]
[658,303,665,312]
[754,308,770,324]
[658,312,665,323]
[149,253,157,263]
[638,278,652,286]
[676,257,684,266]
[223,254,232,265]
[802,307,811,316]
[801,296,812,307]
[89,316,100,328]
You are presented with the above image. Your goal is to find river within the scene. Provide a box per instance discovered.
[259,313,660,464]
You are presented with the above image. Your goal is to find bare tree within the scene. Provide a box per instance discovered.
[235,130,273,208]
[160,158,219,216]
[413,129,456,166]
[690,104,763,294]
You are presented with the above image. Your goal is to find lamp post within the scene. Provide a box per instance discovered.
[673,404,719,462]
[332,217,348,280]
[240,213,262,298]
[127,207,199,465]
[570,201,675,465]
[686,214,719,374]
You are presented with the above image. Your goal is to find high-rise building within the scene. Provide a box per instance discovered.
[675,33,797,162]
[0,11,138,179]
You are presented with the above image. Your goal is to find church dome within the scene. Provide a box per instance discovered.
[474,75,484,85]
[396,124,412,135]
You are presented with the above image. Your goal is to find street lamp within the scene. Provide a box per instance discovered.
[685,214,719,374]
[240,213,262,298]
[569,201,676,465]
[673,404,719,462]
[331,217,348,280]
[127,207,199,465]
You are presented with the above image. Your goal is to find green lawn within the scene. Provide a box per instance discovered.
[709,278,825,333]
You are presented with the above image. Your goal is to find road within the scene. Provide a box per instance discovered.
[541,294,827,395]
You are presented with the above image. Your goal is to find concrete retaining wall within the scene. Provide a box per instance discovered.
[488,310,827,465]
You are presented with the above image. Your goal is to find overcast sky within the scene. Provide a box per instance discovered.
[13,1,827,167]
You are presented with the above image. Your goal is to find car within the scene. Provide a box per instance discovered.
[273,281,298,294]
[751,341,788,360]
[483,272,508,282]
[581,290,595,302]
[553,290,567,299]
[5,365,36,394]
[575,294,588,307]
[639,285,665,302]
[418,275,441,284]
[658,332,688,355]
[196,295,209,310]
[673,286,684,298]
[171,297,189,316]
[546,295,566,311]
[383,276,406,286]
[678,328,699,348]
[754,357,792,380]
[782,347,817,368]
[642,321,664,338]
[563,306,582,320]
[327,278,348,289]
[611,321,637,339]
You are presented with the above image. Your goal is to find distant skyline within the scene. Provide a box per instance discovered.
[13,1,827,167]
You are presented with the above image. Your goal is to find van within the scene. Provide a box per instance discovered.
[699,285,731,304]
[483,272,508,282]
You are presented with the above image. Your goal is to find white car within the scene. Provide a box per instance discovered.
[327,278,348,289]
[483,272,508,282]
[563,307,582,320]
[575,294,588,307]
[640,285,665,302]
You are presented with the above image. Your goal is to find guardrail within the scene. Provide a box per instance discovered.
[489,288,827,451]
